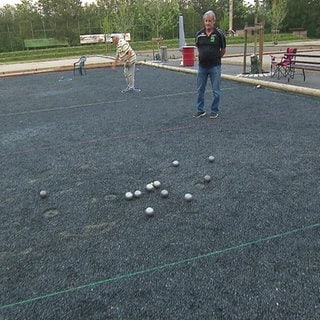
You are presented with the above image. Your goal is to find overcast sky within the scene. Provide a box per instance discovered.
[1,0,256,8]
[1,0,18,5]
[0,0,96,7]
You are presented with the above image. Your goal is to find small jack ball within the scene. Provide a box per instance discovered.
[145,207,154,217]
[208,155,215,162]
[204,175,212,182]
[39,190,47,198]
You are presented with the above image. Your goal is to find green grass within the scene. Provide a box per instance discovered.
[24,38,69,49]
[0,34,304,64]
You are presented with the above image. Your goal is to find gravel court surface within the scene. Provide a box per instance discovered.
[1,65,320,319]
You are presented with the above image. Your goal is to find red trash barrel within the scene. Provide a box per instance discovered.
[182,46,195,66]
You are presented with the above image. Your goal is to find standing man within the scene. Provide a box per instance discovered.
[111,34,140,93]
[193,10,226,118]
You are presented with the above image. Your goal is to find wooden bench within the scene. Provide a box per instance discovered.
[288,54,320,81]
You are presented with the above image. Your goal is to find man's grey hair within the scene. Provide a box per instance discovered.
[111,33,124,40]
[203,10,216,20]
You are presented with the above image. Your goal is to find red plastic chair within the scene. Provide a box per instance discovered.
[271,48,297,79]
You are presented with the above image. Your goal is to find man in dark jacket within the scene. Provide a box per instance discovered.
[193,10,226,119]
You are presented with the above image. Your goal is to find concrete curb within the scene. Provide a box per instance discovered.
[0,63,113,77]
[139,61,320,98]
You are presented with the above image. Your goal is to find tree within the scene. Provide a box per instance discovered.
[110,0,135,34]
[285,0,320,37]
[179,5,202,38]
[82,2,104,35]
[189,0,229,27]
[16,0,41,39]
[37,0,83,45]
[0,4,22,51]
[232,0,254,30]
[265,0,287,44]
[137,0,180,39]
[190,0,218,16]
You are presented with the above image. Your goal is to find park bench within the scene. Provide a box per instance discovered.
[288,53,320,82]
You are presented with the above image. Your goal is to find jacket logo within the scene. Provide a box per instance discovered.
[210,35,216,42]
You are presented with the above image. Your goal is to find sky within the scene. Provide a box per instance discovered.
[0,0,96,7]
[1,0,256,8]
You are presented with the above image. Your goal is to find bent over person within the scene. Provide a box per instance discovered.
[194,10,226,119]
[111,34,140,93]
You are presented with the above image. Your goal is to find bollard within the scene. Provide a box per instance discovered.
[250,54,260,74]
[160,46,168,62]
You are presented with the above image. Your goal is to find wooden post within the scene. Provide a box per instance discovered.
[258,23,264,74]
[254,0,259,54]
[243,29,248,74]
[243,24,264,74]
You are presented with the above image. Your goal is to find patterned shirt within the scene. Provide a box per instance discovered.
[195,27,226,67]
[116,39,136,64]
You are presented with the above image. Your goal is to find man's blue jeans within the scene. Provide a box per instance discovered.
[196,65,221,113]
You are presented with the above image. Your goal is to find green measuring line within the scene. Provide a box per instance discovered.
[1,222,319,310]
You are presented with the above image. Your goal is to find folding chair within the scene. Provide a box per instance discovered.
[73,56,87,76]
[270,48,297,79]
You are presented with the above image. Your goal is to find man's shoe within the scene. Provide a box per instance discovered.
[209,112,219,119]
[121,87,141,93]
[193,111,206,118]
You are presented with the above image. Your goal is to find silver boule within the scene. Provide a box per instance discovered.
[125,192,134,200]
[134,190,142,198]
[153,180,161,188]
[39,190,47,198]
[160,189,169,198]
[172,160,179,167]
[146,183,154,192]
[145,207,154,217]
